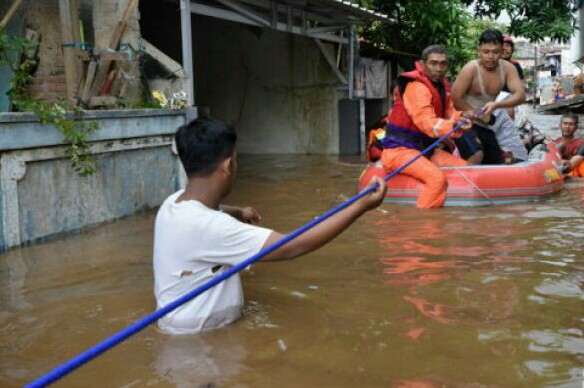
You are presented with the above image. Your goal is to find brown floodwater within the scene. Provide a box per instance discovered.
[1,154,584,387]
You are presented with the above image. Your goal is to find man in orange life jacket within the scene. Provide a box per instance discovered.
[380,45,473,208]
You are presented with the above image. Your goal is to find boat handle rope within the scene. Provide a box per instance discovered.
[25,109,483,388]
[452,167,495,205]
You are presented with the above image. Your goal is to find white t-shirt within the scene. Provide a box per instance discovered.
[153,190,272,334]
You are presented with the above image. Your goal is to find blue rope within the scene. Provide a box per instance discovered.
[25,113,478,388]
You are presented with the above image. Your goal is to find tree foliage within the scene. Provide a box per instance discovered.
[359,0,472,57]
[2,28,98,177]
[471,0,579,43]
[444,18,508,77]
[358,0,578,72]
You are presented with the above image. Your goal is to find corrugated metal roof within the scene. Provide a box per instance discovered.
[187,0,390,44]
[191,0,390,24]
[308,0,390,22]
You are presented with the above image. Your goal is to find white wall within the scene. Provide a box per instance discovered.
[565,7,584,76]
[192,15,345,154]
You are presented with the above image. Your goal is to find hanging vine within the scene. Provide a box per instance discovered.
[1,28,99,177]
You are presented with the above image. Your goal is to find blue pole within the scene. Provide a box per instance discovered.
[26,114,478,388]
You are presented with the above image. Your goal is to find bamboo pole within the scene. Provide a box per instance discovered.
[59,0,80,101]
[180,0,195,107]
[69,0,83,86]
[0,0,25,29]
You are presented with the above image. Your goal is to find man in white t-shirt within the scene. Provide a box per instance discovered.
[154,116,387,334]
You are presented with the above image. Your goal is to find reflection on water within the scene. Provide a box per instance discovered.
[1,154,583,387]
[154,330,248,387]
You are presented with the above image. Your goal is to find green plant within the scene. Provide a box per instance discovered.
[471,0,578,44]
[35,101,99,176]
[0,27,36,67]
[2,28,99,177]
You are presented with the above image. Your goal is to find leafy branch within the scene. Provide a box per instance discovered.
[2,27,99,177]
[357,0,578,73]
[33,101,99,176]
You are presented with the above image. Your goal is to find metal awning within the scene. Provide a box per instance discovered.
[178,0,389,107]
[195,0,390,24]
[280,0,389,23]
[189,0,390,44]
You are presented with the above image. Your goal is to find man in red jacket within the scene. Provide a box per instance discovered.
[380,45,472,208]
[502,36,525,83]
[501,35,525,120]
[554,114,584,177]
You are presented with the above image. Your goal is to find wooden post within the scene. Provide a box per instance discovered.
[89,0,138,97]
[180,0,195,107]
[108,0,138,50]
[59,0,79,101]
[348,25,355,100]
[69,0,83,86]
[0,0,25,29]
[80,60,97,103]
[533,45,537,108]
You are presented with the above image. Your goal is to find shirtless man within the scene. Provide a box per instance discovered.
[554,114,584,177]
[452,29,527,164]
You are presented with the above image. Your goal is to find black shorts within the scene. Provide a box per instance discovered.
[454,124,505,165]
[454,130,483,158]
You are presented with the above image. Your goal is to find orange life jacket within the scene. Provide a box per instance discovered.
[381,62,451,151]
[367,127,386,162]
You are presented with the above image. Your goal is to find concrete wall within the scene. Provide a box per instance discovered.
[0,109,186,251]
[565,8,584,76]
[0,0,66,103]
[192,15,345,154]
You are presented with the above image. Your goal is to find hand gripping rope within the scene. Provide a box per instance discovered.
[26,111,481,388]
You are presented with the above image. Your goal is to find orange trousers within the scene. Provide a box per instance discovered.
[381,147,468,208]
[569,160,584,177]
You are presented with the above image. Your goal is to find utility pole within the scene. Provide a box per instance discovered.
[180,0,196,120]
[533,44,537,108]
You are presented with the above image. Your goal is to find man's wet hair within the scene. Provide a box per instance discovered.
[421,45,447,62]
[478,29,504,45]
[561,114,579,125]
[175,116,237,177]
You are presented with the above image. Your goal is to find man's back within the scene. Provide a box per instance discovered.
[153,190,272,334]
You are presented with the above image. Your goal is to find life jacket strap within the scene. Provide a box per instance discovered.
[381,124,434,154]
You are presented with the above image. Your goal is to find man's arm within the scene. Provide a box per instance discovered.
[260,176,386,262]
[451,63,476,112]
[445,94,473,122]
[402,82,469,138]
[219,204,261,224]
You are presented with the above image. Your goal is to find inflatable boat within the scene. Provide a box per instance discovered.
[358,143,565,206]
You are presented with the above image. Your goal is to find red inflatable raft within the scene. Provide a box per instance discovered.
[358,143,565,206]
